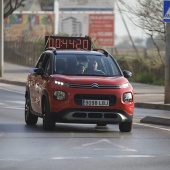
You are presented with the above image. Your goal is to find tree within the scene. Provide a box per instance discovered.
[4,0,25,19]
[119,0,165,65]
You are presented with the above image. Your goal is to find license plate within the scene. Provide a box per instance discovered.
[82,99,109,106]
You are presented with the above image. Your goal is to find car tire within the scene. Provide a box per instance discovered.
[25,93,38,125]
[42,98,55,130]
[119,121,132,132]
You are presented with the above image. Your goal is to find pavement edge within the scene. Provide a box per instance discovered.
[0,79,26,86]
[140,116,170,126]
[135,102,170,111]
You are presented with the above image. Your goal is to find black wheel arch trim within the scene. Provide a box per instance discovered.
[41,89,51,113]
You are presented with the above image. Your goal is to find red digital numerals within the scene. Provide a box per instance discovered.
[46,37,90,50]
[69,39,75,49]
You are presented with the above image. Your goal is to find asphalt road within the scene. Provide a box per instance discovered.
[0,83,170,170]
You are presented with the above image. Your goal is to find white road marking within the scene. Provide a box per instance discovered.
[0,158,25,161]
[52,155,155,160]
[134,122,170,132]
[136,94,164,96]
[107,155,155,158]
[0,106,24,110]
[76,139,137,152]
[52,156,90,160]
[0,100,24,110]
[0,86,24,94]
[7,101,25,104]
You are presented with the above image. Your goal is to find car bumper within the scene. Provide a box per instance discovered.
[49,109,133,124]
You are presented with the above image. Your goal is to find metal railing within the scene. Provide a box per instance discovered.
[4,36,44,67]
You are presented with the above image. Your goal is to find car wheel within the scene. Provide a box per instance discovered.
[25,93,38,125]
[42,98,55,130]
[119,121,132,132]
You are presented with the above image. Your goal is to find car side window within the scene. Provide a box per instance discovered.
[36,53,46,68]
[35,52,52,76]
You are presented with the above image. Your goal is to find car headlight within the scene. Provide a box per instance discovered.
[53,91,66,100]
[123,92,133,102]
[54,81,68,86]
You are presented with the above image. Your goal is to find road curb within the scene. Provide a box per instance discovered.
[140,116,170,126]
[135,102,170,111]
[0,79,26,86]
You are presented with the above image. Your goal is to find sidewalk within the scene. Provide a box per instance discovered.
[0,62,29,86]
[0,62,170,126]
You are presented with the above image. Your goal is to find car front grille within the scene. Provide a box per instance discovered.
[72,112,118,119]
[74,94,117,106]
[69,84,121,89]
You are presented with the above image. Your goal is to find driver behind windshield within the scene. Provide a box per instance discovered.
[84,60,105,75]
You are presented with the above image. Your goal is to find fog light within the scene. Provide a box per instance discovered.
[123,92,133,102]
[53,91,66,100]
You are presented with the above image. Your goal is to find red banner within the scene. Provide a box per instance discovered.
[88,14,114,47]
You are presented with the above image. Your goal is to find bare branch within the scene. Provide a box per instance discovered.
[146,32,165,66]
[119,0,165,62]
[4,0,25,19]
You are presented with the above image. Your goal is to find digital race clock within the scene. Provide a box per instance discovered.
[45,36,91,50]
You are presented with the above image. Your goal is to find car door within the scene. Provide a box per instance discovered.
[33,53,52,114]
[29,53,47,114]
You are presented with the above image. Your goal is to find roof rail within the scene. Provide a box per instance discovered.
[93,48,109,56]
[45,47,57,54]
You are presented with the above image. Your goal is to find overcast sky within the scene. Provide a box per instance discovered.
[115,13,146,39]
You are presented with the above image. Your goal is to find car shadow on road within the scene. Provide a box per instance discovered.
[0,123,121,134]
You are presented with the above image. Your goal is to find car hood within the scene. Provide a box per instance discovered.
[51,75,129,85]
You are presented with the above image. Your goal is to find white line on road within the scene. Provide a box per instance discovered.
[0,106,24,110]
[134,122,170,132]
[52,155,155,160]
[76,139,137,152]
[0,86,24,94]
[7,101,25,104]
[52,156,90,160]
[106,155,155,158]
[135,94,164,96]
[0,101,24,110]
[0,158,25,161]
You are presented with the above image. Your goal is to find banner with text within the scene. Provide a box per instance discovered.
[88,14,114,47]
[58,13,114,47]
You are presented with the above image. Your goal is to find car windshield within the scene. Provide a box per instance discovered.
[54,53,122,76]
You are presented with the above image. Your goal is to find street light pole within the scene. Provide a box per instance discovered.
[164,23,170,104]
[0,0,4,77]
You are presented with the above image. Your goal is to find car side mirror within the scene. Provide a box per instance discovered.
[123,70,132,78]
[33,68,44,76]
